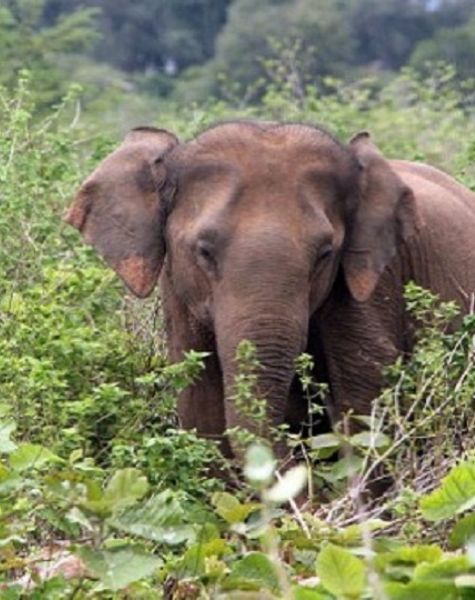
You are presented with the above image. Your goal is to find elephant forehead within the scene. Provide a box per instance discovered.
[185,121,347,167]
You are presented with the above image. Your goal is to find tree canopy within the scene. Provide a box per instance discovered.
[2,0,475,108]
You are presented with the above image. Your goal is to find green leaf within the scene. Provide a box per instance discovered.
[316,544,366,599]
[293,586,330,599]
[212,492,259,524]
[9,443,62,471]
[0,422,17,453]
[350,431,391,449]
[336,520,390,545]
[450,513,475,548]
[225,552,280,592]
[420,459,475,521]
[310,433,341,459]
[320,455,363,483]
[103,468,149,511]
[385,581,458,599]
[389,544,443,565]
[310,434,341,449]
[81,469,149,517]
[263,465,307,504]
[244,444,276,485]
[0,467,21,494]
[77,546,160,591]
[414,556,471,581]
[181,538,230,577]
[112,492,196,545]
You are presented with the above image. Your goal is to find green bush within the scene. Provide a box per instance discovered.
[2,70,475,597]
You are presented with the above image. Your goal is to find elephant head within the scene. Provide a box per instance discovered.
[66,122,418,455]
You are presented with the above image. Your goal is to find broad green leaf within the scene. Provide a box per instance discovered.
[420,459,475,521]
[181,538,230,577]
[225,552,280,592]
[320,455,363,483]
[0,468,21,494]
[316,543,366,599]
[66,507,95,533]
[81,484,110,517]
[180,543,207,577]
[414,556,471,581]
[9,444,62,471]
[212,492,259,524]
[77,546,160,591]
[263,465,307,504]
[244,444,276,485]
[385,581,458,599]
[86,480,103,501]
[450,513,475,548]
[103,468,149,511]
[68,448,83,464]
[389,544,443,565]
[310,433,341,449]
[350,431,391,449]
[81,470,148,517]
[112,492,196,545]
[310,433,341,459]
[0,422,17,453]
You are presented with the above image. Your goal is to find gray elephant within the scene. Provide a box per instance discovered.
[66,121,475,459]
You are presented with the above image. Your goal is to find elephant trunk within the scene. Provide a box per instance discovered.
[215,304,308,459]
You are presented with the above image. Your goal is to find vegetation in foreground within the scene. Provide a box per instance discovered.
[1,71,475,598]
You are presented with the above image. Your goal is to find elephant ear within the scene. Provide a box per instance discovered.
[65,127,179,298]
[343,131,419,302]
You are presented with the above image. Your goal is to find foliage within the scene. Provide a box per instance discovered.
[0,0,99,108]
[410,14,475,82]
[2,69,475,597]
[3,0,475,111]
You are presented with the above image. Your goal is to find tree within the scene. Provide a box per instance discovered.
[89,0,230,73]
[349,0,434,70]
[0,0,99,106]
[191,0,355,101]
[410,15,475,81]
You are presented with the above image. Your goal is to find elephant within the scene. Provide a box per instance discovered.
[65,121,475,461]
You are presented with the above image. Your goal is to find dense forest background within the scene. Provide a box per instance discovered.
[3,0,475,125]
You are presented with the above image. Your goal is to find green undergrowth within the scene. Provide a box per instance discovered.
[1,72,475,597]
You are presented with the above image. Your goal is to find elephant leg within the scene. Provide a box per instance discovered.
[161,276,232,458]
[315,275,406,495]
[177,353,232,458]
[285,377,309,433]
[316,271,405,424]
[318,311,401,424]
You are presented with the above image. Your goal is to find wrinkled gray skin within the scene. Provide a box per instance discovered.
[66,121,475,461]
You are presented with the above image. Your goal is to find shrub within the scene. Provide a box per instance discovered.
[2,71,475,597]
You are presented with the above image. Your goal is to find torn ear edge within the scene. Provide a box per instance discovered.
[64,126,179,298]
[64,184,95,231]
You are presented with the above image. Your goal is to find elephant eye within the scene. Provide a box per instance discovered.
[197,240,213,260]
[317,243,333,263]
[195,238,217,271]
